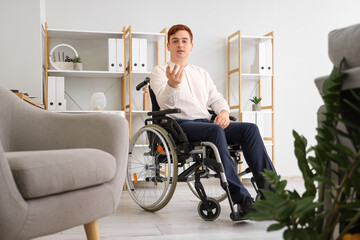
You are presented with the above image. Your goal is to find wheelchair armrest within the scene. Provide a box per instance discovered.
[208,110,237,121]
[147,108,181,116]
[229,115,236,121]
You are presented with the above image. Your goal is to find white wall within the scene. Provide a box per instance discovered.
[2,0,359,176]
[0,0,43,99]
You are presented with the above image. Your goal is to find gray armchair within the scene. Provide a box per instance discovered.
[0,86,129,240]
[315,23,360,238]
[315,23,360,164]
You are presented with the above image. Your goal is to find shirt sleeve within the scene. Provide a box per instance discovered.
[205,71,230,115]
[150,65,180,110]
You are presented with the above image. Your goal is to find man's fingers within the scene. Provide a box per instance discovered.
[166,65,172,78]
[176,65,184,78]
[172,65,178,75]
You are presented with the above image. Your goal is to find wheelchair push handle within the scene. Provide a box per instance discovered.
[136,77,150,91]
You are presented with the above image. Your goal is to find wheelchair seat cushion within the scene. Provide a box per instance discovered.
[6,148,116,199]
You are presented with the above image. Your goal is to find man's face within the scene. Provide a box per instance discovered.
[167,30,193,63]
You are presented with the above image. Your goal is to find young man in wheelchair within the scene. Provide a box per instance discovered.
[150,24,275,216]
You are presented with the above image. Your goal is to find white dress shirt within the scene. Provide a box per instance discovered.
[150,61,230,120]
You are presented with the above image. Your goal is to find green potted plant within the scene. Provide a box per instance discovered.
[247,61,360,240]
[250,96,262,111]
[72,56,82,71]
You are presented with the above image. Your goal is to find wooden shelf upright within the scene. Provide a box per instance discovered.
[123,26,167,137]
[227,30,275,165]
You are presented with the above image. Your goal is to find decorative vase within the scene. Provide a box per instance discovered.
[91,92,106,111]
[53,62,74,70]
[252,104,261,111]
[73,63,83,71]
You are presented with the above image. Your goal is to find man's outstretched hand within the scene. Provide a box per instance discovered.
[166,65,184,88]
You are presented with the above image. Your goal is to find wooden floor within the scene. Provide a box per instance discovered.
[34,177,304,240]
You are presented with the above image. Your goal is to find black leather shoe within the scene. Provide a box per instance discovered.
[238,197,256,215]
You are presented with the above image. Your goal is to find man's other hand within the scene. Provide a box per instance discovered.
[214,110,230,129]
[166,65,184,88]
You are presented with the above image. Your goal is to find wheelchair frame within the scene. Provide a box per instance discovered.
[126,79,260,221]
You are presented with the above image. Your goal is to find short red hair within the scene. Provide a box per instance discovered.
[168,24,193,43]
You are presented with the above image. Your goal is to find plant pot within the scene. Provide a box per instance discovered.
[73,63,83,71]
[53,62,73,70]
[252,104,261,111]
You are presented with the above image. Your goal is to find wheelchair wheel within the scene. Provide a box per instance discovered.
[126,124,178,212]
[197,197,221,221]
[185,165,227,202]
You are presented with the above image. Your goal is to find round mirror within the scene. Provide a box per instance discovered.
[49,44,78,70]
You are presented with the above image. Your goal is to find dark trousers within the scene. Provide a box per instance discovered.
[176,119,274,204]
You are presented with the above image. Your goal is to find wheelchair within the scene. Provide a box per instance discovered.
[126,77,261,221]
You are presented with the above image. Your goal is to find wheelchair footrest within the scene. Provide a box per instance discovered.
[145,176,167,183]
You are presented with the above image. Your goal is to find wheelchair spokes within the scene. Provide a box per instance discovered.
[126,125,178,212]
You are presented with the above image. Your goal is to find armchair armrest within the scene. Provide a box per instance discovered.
[0,142,28,239]
[10,108,129,160]
[315,66,360,97]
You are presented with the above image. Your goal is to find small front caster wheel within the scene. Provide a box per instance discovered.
[197,197,221,221]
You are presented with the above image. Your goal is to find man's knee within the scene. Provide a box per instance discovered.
[244,122,260,134]
[209,124,224,136]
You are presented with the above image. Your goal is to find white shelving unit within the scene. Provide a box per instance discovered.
[227,30,275,164]
[44,23,126,113]
[44,23,168,138]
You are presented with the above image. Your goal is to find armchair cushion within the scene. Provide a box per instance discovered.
[6,148,116,199]
[329,23,360,70]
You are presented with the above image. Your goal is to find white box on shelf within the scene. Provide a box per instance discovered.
[116,38,124,72]
[55,77,66,111]
[108,38,116,72]
[47,76,56,111]
[132,38,140,72]
[258,42,266,74]
[139,38,147,72]
[265,41,273,74]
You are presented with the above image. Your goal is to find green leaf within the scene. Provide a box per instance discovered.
[245,211,273,221]
[308,156,322,172]
[283,229,296,240]
[350,89,360,102]
[339,118,360,130]
[293,131,316,196]
[294,197,323,219]
[261,189,286,203]
[343,98,360,113]
[335,127,351,139]
[297,229,319,240]
[313,175,333,185]
[332,143,355,158]
[342,200,360,210]
[276,200,296,219]
[267,223,285,231]
[276,180,287,193]
[325,152,350,168]
[288,189,301,199]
